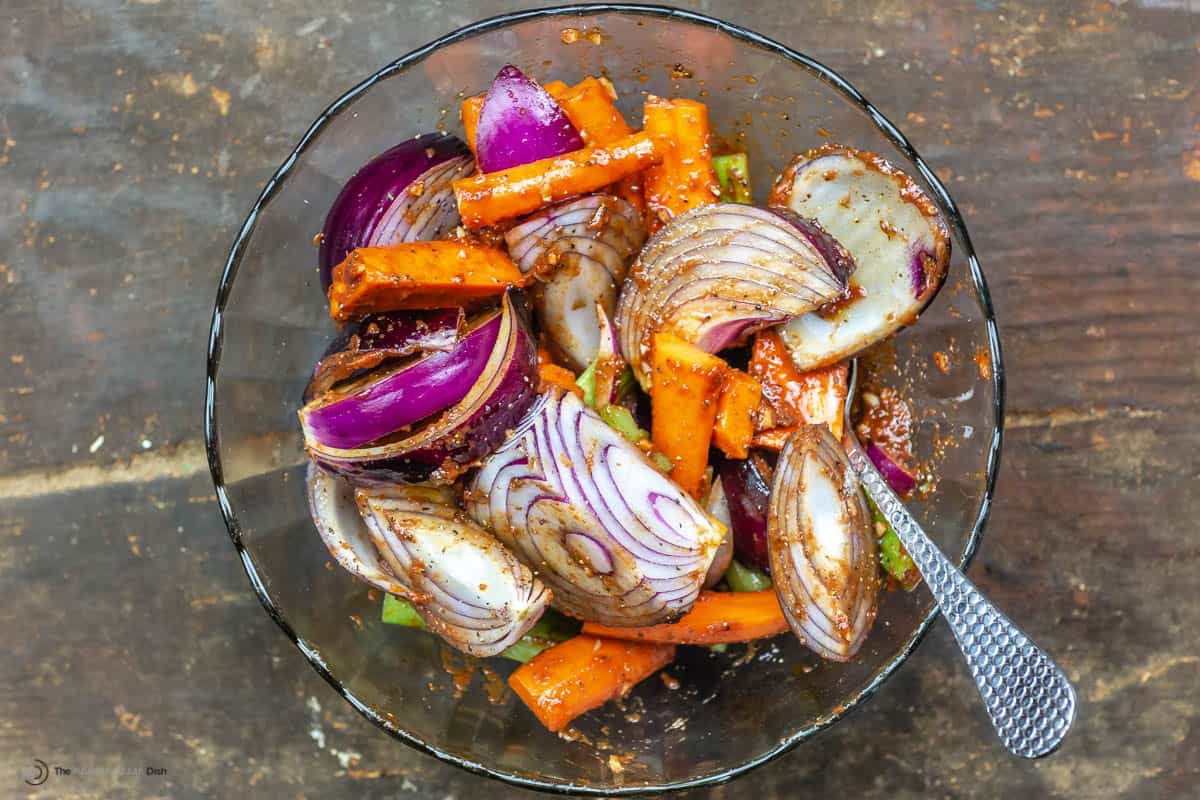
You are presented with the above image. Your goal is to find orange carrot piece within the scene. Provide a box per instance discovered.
[453,131,662,228]
[461,94,485,156]
[508,636,676,732]
[582,590,788,645]
[539,361,583,398]
[552,77,644,211]
[712,370,763,459]
[327,242,523,321]
[554,77,629,145]
[649,333,728,497]
[749,330,849,439]
[641,96,719,231]
[542,79,570,98]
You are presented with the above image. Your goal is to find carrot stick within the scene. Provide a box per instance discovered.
[539,361,583,398]
[508,635,675,732]
[712,369,763,459]
[551,77,644,210]
[553,77,629,145]
[461,94,485,156]
[453,131,662,228]
[649,333,728,497]
[582,590,787,645]
[642,96,719,232]
[748,330,849,440]
[542,79,570,98]
[327,242,523,321]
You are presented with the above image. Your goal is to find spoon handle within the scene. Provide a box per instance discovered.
[845,443,1076,758]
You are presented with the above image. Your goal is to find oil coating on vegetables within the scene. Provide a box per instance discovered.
[296,60,949,733]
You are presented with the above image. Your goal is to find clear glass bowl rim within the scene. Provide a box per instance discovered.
[203,3,1006,794]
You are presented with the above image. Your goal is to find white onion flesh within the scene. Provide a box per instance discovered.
[307,463,409,596]
[505,194,646,370]
[770,144,950,371]
[615,202,850,388]
[366,155,474,246]
[356,484,551,657]
[468,390,724,626]
[306,463,549,657]
[767,425,879,661]
[703,477,734,588]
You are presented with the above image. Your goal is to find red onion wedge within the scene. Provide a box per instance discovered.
[475,65,584,174]
[703,477,734,588]
[718,457,772,571]
[615,202,851,388]
[505,194,646,370]
[307,462,410,596]
[305,293,539,484]
[769,144,951,370]
[866,442,917,496]
[300,310,500,450]
[355,483,552,657]
[768,425,879,661]
[318,133,473,291]
[303,309,464,403]
[590,304,628,409]
[468,389,725,626]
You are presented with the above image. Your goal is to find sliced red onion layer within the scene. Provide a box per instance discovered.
[355,484,551,657]
[305,293,539,484]
[615,202,851,388]
[768,425,879,661]
[703,477,734,588]
[769,144,951,371]
[719,457,772,571]
[866,442,917,496]
[307,462,409,596]
[475,65,584,174]
[505,194,646,370]
[468,390,725,626]
[319,133,473,290]
[304,309,464,403]
[300,311,501,450]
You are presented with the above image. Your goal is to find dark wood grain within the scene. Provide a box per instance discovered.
[2,0,1198,797]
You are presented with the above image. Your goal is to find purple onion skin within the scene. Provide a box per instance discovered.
[768,207,857,287]
[475,65,584,173]
[301,313,501,450]
[866,442,917,496]
[306,295,539,484]
[318,133,469,290]
[719,458,772,571]
[304,309,464,403]
[909,246,937,298]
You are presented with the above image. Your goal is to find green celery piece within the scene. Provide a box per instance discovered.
[866,494,918,587]
[615,366,635,401]
[725,559,772,592]
[381,594,428,628]
[712,153,752,203]
[599,404,648,443]
[578,361,634,410]
[500,613,583,663]
[651,451,674,473]
[708,643,730,653]
[575,360,598,408]
[381,595,580,663]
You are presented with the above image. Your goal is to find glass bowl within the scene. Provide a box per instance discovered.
[204,4,1003,794]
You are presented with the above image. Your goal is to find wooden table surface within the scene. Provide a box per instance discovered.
[2,1,1197,797]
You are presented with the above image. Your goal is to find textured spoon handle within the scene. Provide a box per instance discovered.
[846,445,1076,758]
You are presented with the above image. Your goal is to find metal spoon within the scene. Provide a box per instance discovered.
[843,359,1076,758]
